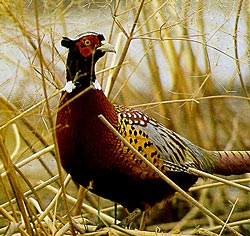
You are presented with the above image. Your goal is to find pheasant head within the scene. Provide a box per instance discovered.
[61,32,115,90]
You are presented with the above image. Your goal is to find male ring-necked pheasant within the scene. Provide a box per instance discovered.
[56,32,250,219]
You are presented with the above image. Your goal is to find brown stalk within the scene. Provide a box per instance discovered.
[33,0,75,235]
[106,0,146,96]
[233,0,250,105]
[0,134,33,235]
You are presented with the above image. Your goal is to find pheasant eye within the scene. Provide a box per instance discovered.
[85,39,91,46]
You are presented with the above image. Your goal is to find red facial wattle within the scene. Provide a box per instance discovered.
[75,35,101,57]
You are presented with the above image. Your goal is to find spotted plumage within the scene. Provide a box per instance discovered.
[56,32,250,215]
[116,105,202,174]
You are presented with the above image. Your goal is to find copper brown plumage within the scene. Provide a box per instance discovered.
[56,32,250,215]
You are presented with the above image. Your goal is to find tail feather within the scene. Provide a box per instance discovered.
[208,150,250,175]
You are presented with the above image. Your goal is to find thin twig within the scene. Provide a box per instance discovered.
[219,198,238,236]
[233,0,250,105]
[188,168,250,193]
[0,134,33,235]
[106,0,145,96]
[130,95,250,109]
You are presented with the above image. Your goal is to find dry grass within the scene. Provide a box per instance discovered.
[0,0,250,235]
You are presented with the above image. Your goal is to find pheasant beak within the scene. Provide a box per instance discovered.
[98,40,116,53]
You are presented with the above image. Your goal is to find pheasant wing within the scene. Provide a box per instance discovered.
[116,105,203,173]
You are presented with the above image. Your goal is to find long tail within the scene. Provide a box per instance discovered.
[205,150,250,175]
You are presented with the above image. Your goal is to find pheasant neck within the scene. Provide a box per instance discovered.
[66,53,96,89]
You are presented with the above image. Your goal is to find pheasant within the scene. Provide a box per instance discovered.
[56,32,250,220]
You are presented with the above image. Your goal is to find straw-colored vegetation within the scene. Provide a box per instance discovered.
[0,0,250,235]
